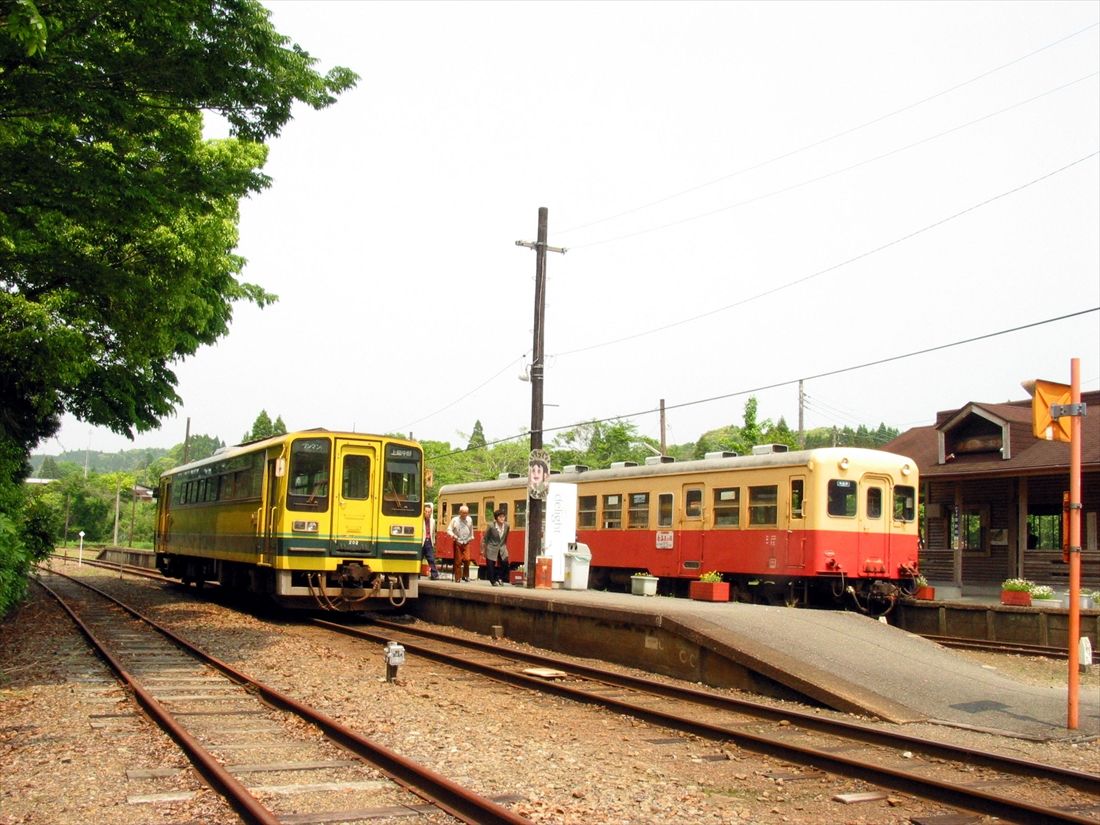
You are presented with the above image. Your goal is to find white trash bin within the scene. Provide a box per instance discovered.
[563,542,592,591]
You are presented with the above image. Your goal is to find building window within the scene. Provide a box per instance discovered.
[713,488,740,527]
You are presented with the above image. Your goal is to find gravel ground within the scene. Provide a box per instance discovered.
[2,562,1098,825]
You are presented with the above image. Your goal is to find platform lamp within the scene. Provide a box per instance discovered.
[1022,358,1086,730]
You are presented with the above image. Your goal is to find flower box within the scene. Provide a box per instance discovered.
[509,569,526,586]
[630,575,658,596]
[1000,589,1031,607]
[689,580,729,602]
[913,585,935,600]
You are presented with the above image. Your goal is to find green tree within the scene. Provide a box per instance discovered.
[244,411,276,442]
[272,415,287,435]
[37,455,61,478]
[0,0,356,614]
[467,420,487,450]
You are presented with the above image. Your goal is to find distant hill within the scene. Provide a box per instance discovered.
[30,448,171,476]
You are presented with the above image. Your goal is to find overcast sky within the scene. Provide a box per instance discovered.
[49,0,1099,459]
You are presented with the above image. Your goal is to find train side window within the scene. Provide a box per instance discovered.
[627,493,649,529]
[685,489,703,518]
[893,486,915,521]
[342,455,370,500]
[748,485,778,526]
[713,488,740,527]
[657,493,674,527]
[866,487,883,519]
[827,479,857,517]
[467,502,480,528]
[440,501,450,521]
[514,499,526,528]
[578,496,597,528]
[603,494,622,529]
[790,479,804,519]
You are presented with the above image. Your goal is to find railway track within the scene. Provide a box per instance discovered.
[312,616,1100,825]
[33,567,530,825]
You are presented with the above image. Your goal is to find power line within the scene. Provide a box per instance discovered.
[556,21,1099,237]
[552,151,1100,358]
[570,72,1098,250]
[424,307,1099,461]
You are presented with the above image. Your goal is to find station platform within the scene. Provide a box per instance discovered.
[411,577,1100,742]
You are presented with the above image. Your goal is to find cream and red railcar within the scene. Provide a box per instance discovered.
[155,430,423,611]
[437,446,920,609]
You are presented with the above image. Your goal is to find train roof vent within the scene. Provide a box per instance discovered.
[644,455,675,465]
[563,464,589,473]
[496,472,522,480]
[751,443,790,455]
[610,460,638,468]
[704,451,739,459]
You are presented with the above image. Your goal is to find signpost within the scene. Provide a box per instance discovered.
[78,530,85,566]
[1024,358,1086,730]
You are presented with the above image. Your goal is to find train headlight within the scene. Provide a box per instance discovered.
[901,463,912,476]
[292,520,319,533]
[390,525,415,536]
[838,457,849,470]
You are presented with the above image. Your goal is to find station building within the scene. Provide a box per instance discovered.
[885,390,1099,594]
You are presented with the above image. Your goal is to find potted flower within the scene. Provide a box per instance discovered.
[1030,584,1057,603]
[1000,577,1033,607]
[689,570,729,602]
[630,571,658,596]
[911,574,935,600]
[509,564,526,586]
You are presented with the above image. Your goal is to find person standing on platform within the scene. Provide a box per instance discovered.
[422,503,439,580]
[482,509,510,586]
[447,505,474,582]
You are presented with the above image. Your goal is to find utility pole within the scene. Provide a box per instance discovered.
[516,207,566,586]
[798,380,805,448]
[182,417,191,464]
[659,399,666,455]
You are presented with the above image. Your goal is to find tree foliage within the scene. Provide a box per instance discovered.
[0,0,356,614]
[243,410,285,443]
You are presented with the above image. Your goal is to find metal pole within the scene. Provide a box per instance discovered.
[1067,357,1081,729]
[113,481,121,546]
[526,208,549,587]
[659,399,666,455]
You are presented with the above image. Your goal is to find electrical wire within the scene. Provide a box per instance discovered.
[424,306,1099,461]
[556,21,1100,237]
[569,72,1099,251]
[391,353,528,434]
[552,150,1100,359]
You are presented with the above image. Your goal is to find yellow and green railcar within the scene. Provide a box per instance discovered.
[155,430,423,610]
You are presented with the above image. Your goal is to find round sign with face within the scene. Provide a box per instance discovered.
[528,448,550,500]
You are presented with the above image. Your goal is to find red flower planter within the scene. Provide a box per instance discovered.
[689,581,730,602]
[914,586,935,600]
[1000,589,1031,607]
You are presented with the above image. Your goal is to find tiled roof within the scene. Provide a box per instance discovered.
[886,391,1099,477]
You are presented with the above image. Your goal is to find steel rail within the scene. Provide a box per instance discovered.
[919,633,1097,663]
[34,567,531,825]
[320,617,1100,824]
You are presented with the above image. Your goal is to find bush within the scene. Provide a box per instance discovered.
[0,514,31,616]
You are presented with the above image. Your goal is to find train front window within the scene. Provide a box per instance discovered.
[288,437,331,512]
[381,444,422,516]
[342,455,370,500]
[867,487,883,519]
[827,479,857,517]
[894,485,916,521]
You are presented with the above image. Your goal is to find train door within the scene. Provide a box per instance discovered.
[333,439,377,550]
[260,457,279,567]
[784,476,806,567]
[860,474,891,565]
[679,484,704,573]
